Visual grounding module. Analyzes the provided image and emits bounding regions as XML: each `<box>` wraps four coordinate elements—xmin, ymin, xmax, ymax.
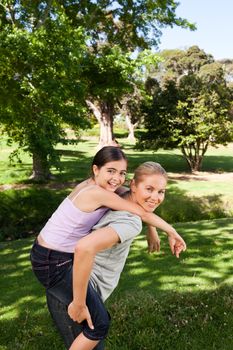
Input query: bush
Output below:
<box><xmin>0</xmin><ymin>184</ymin><xmax>232</xmax><ymax>241</ymax></box>
<box><xmin>0</xmin><ymin>188</ymin><xmax>67</xmax><ymax>241</ymax></box>
<box><xmin>156</xmin><ymin>188</ymin><xmax>232</xmax><ymax>224</ymax></box>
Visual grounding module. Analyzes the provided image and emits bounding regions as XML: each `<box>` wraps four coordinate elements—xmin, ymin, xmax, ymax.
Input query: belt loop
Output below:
<box><xmin>46</xmin><ymin>248</ymin><xmax>52</xmax><ymax>259</ymax></box>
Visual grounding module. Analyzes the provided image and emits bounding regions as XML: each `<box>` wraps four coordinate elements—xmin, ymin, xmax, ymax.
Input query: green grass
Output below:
<box><xmin>1</xmin><ymin>136</ymin><xmax>233</xmax><ymax>348</ymax></box>
<box><xmin>1</xmin><ymin>136</ymin><xmax>233</xmax><ymax>184</ymax></box>
<box><xmin>1</xmin><ymin>219</ymin><xmax>233</xmax><ymax>349</ymax></box>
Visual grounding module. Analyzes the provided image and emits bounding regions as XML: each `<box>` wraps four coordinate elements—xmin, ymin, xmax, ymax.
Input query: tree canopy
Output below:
<box><xmin>0</xmin><ymin>0</ymin><xmax>194</xmax><ymax>179</ymax></box>
<box><xmin>60</xmin><ymin>0</ymin><xmax>195</xmax><ymax>51</ymax></box>
<box><xmin>138</xmin><ymin>46</ymin><xmax>233</xmax><ymax>172</ymax></box>
<box><xmin>0</xmin><ymin>10</ymin><xmax>89</xmax><ymax>179</ymax></box>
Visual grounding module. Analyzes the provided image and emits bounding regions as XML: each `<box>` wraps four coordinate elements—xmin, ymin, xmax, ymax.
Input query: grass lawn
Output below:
<box><xmin>0</xmin><ymin>136</ymin><xmax>233</xmax><ymax>349</ymax></box>
<box><xmin>0</xmin><ymin>218</ymin><xmax>233</xmax><ymax>349</ymax></box>
<box><xmin>1</xmin><ymin>137</ymin><xmax>233</xmax><ymax>184</ymax></box>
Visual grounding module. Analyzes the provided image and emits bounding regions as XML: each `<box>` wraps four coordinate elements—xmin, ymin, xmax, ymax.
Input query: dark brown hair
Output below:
<box><xmin>91</xmin><ymin>146</ymin><xmax>127</xmax><ymax>178</ymax></box>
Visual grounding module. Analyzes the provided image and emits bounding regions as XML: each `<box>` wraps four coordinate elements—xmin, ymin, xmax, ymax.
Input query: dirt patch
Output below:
<box><xmin>0</xmin><ymin>181</ymin><xmax>78</xmax><ymax>192</ymax></box>
<box><xmin>168</xmin><ymin>172</ymin><xmax>233</xmax><ymax>182</ymax></box>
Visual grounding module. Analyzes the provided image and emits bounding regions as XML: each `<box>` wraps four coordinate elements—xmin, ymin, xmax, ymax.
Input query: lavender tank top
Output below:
<box><xmin>40</xmin><ymin>188</ymin><xmax>108</xmax><ymax>253</ymax></box>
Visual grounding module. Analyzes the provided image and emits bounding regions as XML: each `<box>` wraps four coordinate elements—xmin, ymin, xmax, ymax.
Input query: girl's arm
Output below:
<box><xmin>94</xmin><ymin>187</ymin><xmax>181</xmax><ymax>237</ymax></box>
<box><xmin>146</xmin><ymin>225</ymin><xmax>187</xmax><ymax>257</ymax></box>
<box><xmin>67</xmin><ymin>227</ymin><xmax>119</xmax><ymax>327</ymax></box>
<box><xmin>76</xmin><ymin>186</ymin><xmax>183</xmax><ymax>240</ymax></box>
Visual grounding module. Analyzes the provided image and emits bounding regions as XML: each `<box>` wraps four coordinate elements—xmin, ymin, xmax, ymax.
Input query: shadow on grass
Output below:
<box><xmin>1</xmin><ymin>146</ymin><xmax>233</xmax><ymax>186</ymax></box>
<box><xmin>124</xmin><ymin>150</ymin><xmax>189</xmax><ymax>173</ymax></box>
<box><xmin>0</xmin><ymin>188</ymin><xmax>68</xmax><ymax>241</ymax></box>
<box><xmin>0</xmin><ymin>239</ymin><xmax>64</xmax><ymax>350</ymax></box>
<box><xmin>1</xmin><ymin>220</ymin><xmax>233</xmax><ymax>350</ymax></box>
<box><xmin>126</xmin><ymin>152</ymin><xmax>233</xmax><ymax>174</ymax></box>
<box><xmin>202</xmin><ymin>155</ymin><xmax>233</xmax><ymax>172</ymax></box>
<box><xmin>106</xmin><ymin>285</ymin><xmax>233</xmax><ymax>350</ymax></box>
<box><xmin>56</xmin><ymin>149</ymin><xmax>86</xmax><ymax>157</ymax></box>
<box><xmin>114</xmin><ymin>218</ymin><xmax>233</xmax><ymax>298</ymax></box>
<box><xmin>157</xmin><ymin>185</ymin><xmax>232</xmax><ymax>223</ymax></box>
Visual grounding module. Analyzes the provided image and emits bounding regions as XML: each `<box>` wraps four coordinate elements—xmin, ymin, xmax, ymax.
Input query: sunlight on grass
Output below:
<box><xmin>1</xmin><ymin>137</ymin><xmax>233</xmax><ymax>349</ymax></box>
<box><xmin>1</xmin><ymin>137</ymin><xmax>233</xmax><ymax>183</ymax></box>
<box><xmin>0</xmin><ymin>220</ymin><xmax>233</xmax><ymax>349</ymax></box>
<box><xmin>115</xmin><ymin>218</ymin><xmax>233</xmax><ymax>297</ymax></box>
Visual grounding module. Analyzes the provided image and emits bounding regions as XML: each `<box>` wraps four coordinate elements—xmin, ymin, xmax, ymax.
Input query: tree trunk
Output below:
<box><xmin>30</xmin><ymin>152</ymin><xmax>51</xmax><ymax>181</ymax></box>
<box><xmin>86</xmin><ymin>100</ymin><xmax>115</xmax><ymax>148</ymax></box>
<box><xmin>189</xmin><ymin>158</ymin><xmax>203</xmax><ymax>172</ymax></box>
<box><xmin>181</xmin><ymin>145</ymin><xmax>203</xmax><ymax>173</ymax></box>
<box><xmin>181</xmin><ymin>141</ymin><xmax>209</xmax><ymax>172</ymax></box>
<box><xmin>125</xmin><ymin>114</ymin><xmax>138</xmax><ymax>142</ymax></box>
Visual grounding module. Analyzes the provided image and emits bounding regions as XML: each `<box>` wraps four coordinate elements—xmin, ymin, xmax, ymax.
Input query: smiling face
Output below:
<box><xmin>93</xmin><ymin>159</ymin><xmax>127</xmax><ymax>192</ymax></box>
<box><xmin>130</xmin><ymin>173</ymin><xmax>167</xmax><ymax>212</ymax></box>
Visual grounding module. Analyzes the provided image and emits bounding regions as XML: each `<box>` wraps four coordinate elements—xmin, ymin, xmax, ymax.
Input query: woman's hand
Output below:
<box><xmin>167</xmin><ymin>230</ymin><xmax>186</xmax><ymax>258</ymax></box>
<box><xmin>68</xmin><ymin>301</ymin><xmax>94</xmax><ymax>329</ymax></box>
<box><xmin>146</xmin><ymin>226</ymin><xmax>160</xmax><ymax>253</ymax></box>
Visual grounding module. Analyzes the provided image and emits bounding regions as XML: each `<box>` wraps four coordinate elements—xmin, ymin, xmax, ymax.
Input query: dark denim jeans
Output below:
<box><xmin>46</xmin><ymin>291</ymin><xmax>105</xmax><ymax>350</ymax></box>
<box><xmin>30</xmin><ymin>241</ymin><xmax>109</xmax><ymax>348</ymax></box>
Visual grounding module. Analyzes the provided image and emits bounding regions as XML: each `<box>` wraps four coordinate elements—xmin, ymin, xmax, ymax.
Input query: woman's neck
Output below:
<box><xmin>121</xmin><ymin>190</ymin><xmax>134</xmax><ymax>203</ymax></box>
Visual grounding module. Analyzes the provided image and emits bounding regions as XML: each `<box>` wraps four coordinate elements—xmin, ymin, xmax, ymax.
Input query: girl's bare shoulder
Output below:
<box><xmin>69</xmin><ymin>184</ymin><xmax>104</xmax><ymax>211</ymax></box>
<box><xmin>69</xmin><ymin>179</ymin><xmax>97</xmax><ymax>200</ymax></box>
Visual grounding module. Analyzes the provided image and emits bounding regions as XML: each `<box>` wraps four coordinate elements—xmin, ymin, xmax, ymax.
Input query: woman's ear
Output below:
<box><xmin>130</xmin><ymin>179</ymin><xmax>137</xmax><ymax>193</ymax></box>
<box><xmin>92</xmin><ymin>165</ymin><xmax>99</xmax><ymax>177</ymax></box>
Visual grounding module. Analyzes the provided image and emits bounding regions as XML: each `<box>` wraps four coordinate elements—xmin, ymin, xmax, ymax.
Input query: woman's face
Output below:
<box><xmin>93</xmin><ymin>159</ymin><xmax>127</xmax><ymax>192</ymax></box>
<box><xmin>131</xmin><ymin>174</ymin><xmax>167</xmax><ymax>212</ymax></box>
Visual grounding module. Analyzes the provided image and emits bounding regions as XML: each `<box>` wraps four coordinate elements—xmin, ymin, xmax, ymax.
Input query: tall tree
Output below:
<box><xmin>84</xmin><ymin>46</ymin><xmax>135</xmax><ymax>147</ymax></box>
<box><xmin>62</xmin><ymin>0</ymin><xmax>194</xmax><ymax>50</ymax></box>
<box><xmin>0</xmin><ymin>2</ymin><xmax>89</xmax><ymax>180</ymax></box>
<box><xmin>118</xmin><ymin>50</ymin><xmax>162</xmax><ymax>142</ymax></box>
<box><xmin>138</xmin><ymin>47</ymin><xmax>233</xmax><ymax>172</ymax></box>
<box><xmin>62</xmin><ymin>0</ymin><xmax>195</xmax><ymax>146</ymax></box>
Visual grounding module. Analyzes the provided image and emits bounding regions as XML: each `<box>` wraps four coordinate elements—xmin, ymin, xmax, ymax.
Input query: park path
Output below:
<box><xmin>167</xmin><ymin>171</ymin><xmax>233</xmax><ymax>182</ymax></box>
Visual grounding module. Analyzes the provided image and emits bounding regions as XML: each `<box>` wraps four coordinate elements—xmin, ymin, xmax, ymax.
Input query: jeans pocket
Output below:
<box><xmin>30</xmin><ymin>247</ymin><xmax>50</xmax><ymax>288</ymax></box>
<box><xmin>32</xmin><ymin>265</ymin><xmax>50</xmax><ymax>288</ymax></box>
<box><xmin>30</xmin><ymin>244</ymin><xmax>73</xmax><ymax>289</ymax></box>
<box><xmin>48</xmin><ymin>258</ymin><xmax>73</xmax><ymax>288</ymax></box>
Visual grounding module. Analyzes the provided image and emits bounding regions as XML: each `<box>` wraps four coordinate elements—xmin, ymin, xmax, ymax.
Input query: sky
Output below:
<box><xmin>158</xmin><ymin>0</ymin><xmax>233</xmax><ymax>60</ymax></box>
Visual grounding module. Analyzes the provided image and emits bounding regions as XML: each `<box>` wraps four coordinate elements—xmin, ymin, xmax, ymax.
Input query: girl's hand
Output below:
<box><xmin>68</xmin><ymin>301</ymin><xmax>94</xmax><ymax>329</ymax></box>
<box><xmin>146</xmin><ymin>226</ymin><xmax>160</xmax><ymax>253</ymax></box>
<box><xmin>168</xmin><ymin>230</ymin><xmax>186</xmax><ymax>258</ymax></box>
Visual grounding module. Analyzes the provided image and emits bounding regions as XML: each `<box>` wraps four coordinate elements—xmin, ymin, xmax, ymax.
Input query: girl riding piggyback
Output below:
<box><xmin>31</xmin><ymin>146</ymin><xmax>180</xmax><ymax>291</ymax></box>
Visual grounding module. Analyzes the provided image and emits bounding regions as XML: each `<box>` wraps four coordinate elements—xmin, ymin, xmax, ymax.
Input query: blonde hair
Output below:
<box><xmin>133</xmin><ymin>161</ymin><xmax>167</xmax><ymax>184</ymax></box>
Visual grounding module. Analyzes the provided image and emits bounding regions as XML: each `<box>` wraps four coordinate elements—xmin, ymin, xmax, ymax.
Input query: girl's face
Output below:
<box><xmin>131</xmin><ymin>174</ymin><xmax>167</xmax><ymax>212</ymax></box>
<box><xmin>93</xmin><ymin>159</ymin><xmax>127</xmax><ymax>192</ymax></box>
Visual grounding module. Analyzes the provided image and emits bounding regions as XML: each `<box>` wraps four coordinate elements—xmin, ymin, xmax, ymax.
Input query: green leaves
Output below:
<box><xmin>0</xmin><ymin>1</ymin><xmax>196</xmax><ymax>178</ymax></box>
<box><xmin>0</xmin><ymin>12</ymin><xmax>89</xmax><ymax>179</ymax></box>
<box><xmin>139</xmin><ymin>46</ymin><xmax>233</xmax><ymax>172</ymax></box>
